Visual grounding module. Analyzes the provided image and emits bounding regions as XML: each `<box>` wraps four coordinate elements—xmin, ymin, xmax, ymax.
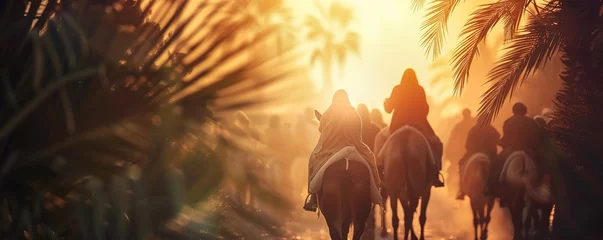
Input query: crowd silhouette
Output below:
<box><xmin>222</xmin><ymin>67</ymin><xmax>563</xmax><ymax>240</ymax></box>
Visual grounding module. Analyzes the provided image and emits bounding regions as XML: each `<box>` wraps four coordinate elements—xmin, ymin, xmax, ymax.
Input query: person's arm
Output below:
<box><xmin>317</xmin><ymin>111</ymin><xmax>329</xmax><ymax>133</ymax></box>
<box><xmin>384</xmin><ymin>86</ymin><xmax>399</xmax><ymax>114</ymax></box>
<box><xmin>500</xmin><ymin>121</ymin><xmax>509</xmax><ymax>147</ymax></box>
<box><xmin>417</xmin><ymin>86</ymin><xmax>429</xmax><ymax>117</ymax></box>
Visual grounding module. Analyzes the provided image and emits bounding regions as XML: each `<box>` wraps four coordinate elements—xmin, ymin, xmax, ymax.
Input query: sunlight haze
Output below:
<box><xmin>291</xmin><ymin>0</ymin><xmax>486</xmax><ymax>118</ymax></box>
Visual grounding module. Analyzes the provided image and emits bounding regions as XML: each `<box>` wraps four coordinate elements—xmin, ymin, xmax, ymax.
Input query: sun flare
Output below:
<box><xmin>291</xmin><ymin>0</ymin><xmax>467</xmax><ymax>119</ymax></box>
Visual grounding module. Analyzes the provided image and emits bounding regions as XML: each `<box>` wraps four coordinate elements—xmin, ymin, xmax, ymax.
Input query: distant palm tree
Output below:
<box><xmin>305</xmin><ymin>0</ymin><xmax>360</xmax><ymax>93</ymax></box>
<box><xmin>242</xmin><ymin>0</ymin><xmax>297</xmax><ymax>53</ymax></box>
<box><xmin>417</xmin><ymin>0</ymin><xmax>603</xmax><ymax>237</ymax></box>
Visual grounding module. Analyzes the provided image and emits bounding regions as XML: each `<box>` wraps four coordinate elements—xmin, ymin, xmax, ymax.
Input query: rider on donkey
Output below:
<box><xmin>484</xmin><ymin>102</ymin><xmax>540</xmax><ymax>200</ymax></box>
<box><xmin>455</xmin><ymin>120</ymin><xmax>501</xmax><ymax>200</ymax></box>
<box><xmin>383</xmin><ymin>68</ymin><xmax>445</xmax><ymax>188</ymax></box>
<box><xmin>303</xmin><ymin>90</ymin><xmax>381</xmax><ymax>212</ymax></box>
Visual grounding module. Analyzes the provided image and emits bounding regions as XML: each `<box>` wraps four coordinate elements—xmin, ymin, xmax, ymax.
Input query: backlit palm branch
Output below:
<box><xmin>420</xmin><ymin>0</ymin><xmax>603</xmax><ymax>235</ymax></box>
<box><xmin>0</xmin><ymin>0</ymin><xmax>303</xmax><ymax>238</ymax></box>
<box><xmin>418</xmin><ymin>0</ymin><xmax>557</xmax><ymax>121</ymax></box>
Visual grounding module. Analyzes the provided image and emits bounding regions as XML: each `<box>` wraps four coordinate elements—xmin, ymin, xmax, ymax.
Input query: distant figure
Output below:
<box><xmin>445</xmin><ymin>108</ymin><xmax>476</xmax><ymax>166</ymax></box>
<box><xmin>383</xmin><ymin>68</ymin><xmax>444</xmax><ymax>187</ymax></box>
<box><xmin>265</xmin><ymin>115</ymin><xmax>287</xmax><ymax>159</ymax></box>
<box><xmin>357</xmin><ymin>104</ymin><xmax>382</xmax><ymax>152</ymax></box>
<box><xmin>233</xmin><ymin>111</ymin><xmax>262</xmax><ymax>142</ymax></box>
<box><xmin>266</xmin><ymin>115</ymin><xmax>283</xmax><ymax>148</ymax></box>
<box><xmin>456</xmin><ymin>122</ymin><xmax>501</xmax><ymax>200</ymax></box>
<box><xmin>296</xmin><ymin>108</ymin><xmax>320</xmax><ymax>157</ymax></box>
<box><xmin>303</xmin><ymin>90</ymin><xmax>380</xmax><ymax>212</ymax></box>
<box><xmin>485</xmin><ymin>102</ymin><xmax>540</xmax><ymax>198</ymax></box>
<box><xmin>283</xmin><ymin>122</ymin><xmax>294</xmax><ymax>153</ymax></box>
<box><xmin>370</xmin><ymin>108</ymin><xmax>387</xmax><ymax>129</ymax></box>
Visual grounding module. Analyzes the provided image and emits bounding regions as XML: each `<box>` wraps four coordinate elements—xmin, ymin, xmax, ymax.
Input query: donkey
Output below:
<box><xmin>379</xmin><ymin>126</ymin><xmax>435</xmax><ymax>240</ymax></box>
<box><xmin>461</xmin><ymin>153</ymin><xmax>495</xmax><ymax>240</ymax></box>
<box><xmin>313</xmin><ymin>110</ymin><xmax>373</xmax><ymax>240</ymax></box>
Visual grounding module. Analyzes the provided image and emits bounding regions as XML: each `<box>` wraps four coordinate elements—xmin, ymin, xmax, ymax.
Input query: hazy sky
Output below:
<box><xmin>289</xmin><ymin>0</ymin><xmax>484</xmax><ymax>116</ymax></box>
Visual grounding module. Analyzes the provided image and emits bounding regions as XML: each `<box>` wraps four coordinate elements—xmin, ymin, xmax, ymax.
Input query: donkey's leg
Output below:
<box><xmin>511</xmin><ymin>202</ymin><xmax>524</xmax><ymax>240</ymax></box>
<box><xmin>470</xmin><ymin>199</ymin><xmax>479</xmax><ymax>240</ymax></box>
<box><xmin>351</xmin><ymin>195</ymin><xmax>371</xmax><ymax>240</ymax></box>
<box><xmin>341</xmin><ymin>199</ymin><xmax>352</xmax><ymax>240</ymax></box>
<box><xmin>380</xmin><ymin>190</ymin><xmax>389</xmax><ymax>237</ymax></box>
<box><xmin>400</xmin><ymin>200</ymin><xmax>410</xmax><ymax>240</ymax></box>
<box><xmin>390</xmin><ymin>196</ymin><xmax>400</xmax><ymax>240</ymax></box>
<box><xmin>478</xmin><ymin>203</ymin><xmax>486</xmax><ymax>240</ymax></box>
<box><xmin>419</xmin><ymin>191</ymin><xmax>431</xmax><ymax>240</ymax></box>
<box><xmin>408</xmin><ymin>199</ymin><xmax>419</xmax><ymax>240</ymax></box>
<box><xmin>320</xmin><ymin>184</ymin><xmax>343</xmax><ymax>240</ymax></box>
<box><xmin>482</xmin><ymin>197</ymin><xmax>495</xmax><ymax>240</ymax></box>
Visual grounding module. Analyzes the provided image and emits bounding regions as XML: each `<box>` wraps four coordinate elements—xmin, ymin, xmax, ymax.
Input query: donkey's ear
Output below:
<box><xmin>314</xmin><ymin>110</ymin><xmax>322</xmax><ymax>121</ymax></box>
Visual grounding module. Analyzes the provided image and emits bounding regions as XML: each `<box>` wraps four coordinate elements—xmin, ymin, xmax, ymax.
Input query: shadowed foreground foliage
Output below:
<box><xmin>418</xmin><ymin>0</ymin><xmax>603</xmax><ymax>238</ymax></box>
<box><xmin>0</xmin><ymin>0</ymin><xmax>305</xmax><ymax>239</ymax></box>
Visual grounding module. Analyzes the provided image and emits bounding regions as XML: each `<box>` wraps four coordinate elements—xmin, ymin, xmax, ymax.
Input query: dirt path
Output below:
<box><xmin>285</xmin><ymin>188</ymin><xmax>514</xmax><ymax>240</ymax></box>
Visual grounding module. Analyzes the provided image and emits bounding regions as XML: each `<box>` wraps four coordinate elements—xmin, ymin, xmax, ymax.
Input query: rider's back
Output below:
<box><xmin>501</xmin><ymin>115</ymin><xmax>539</xmax><ymax>153</ymax></box>
<box><xmin>385</xmin><ymin>84</ymin><xmax>430</xmax><ymax>133</ymax></box>
<box><xmin>466</xmin><ymin>124</ymin><xmax>500</xmax><ymax>157</ymax></box>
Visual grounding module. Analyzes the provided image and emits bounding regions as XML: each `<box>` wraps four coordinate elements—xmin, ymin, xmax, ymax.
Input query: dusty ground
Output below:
<box><xmin>285</xmin><ymin>187</ymin><xmax>514</xmax><ymax>240</ymax></box>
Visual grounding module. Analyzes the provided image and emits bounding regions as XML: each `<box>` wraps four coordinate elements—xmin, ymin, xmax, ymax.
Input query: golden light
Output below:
<box><xmin>289</xmin><ymin>0</ymin><xmax>498</xmax><ymax>122</ymax></box>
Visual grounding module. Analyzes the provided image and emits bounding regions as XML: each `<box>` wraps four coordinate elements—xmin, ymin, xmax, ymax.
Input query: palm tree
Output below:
<box><xmin>417</xmin><ymin>0</ymin><xmax>603</xmax><ymax>237</ymax></box>
<box><xmin>305</xmin><ymin>0</ymin><xmax>360</xmax><ymax>94</ymax></box>
<box><xmin>239</xmin><ymin>0</ymin><xmax>297</xmax><ymax>53</ymax></box>
<box><xmin>0</xmin><ymin>0</ymin><xmax>303</xmax><ymax>238</ymax></box>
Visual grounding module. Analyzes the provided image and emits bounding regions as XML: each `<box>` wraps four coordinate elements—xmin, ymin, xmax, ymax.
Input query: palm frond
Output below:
<box><xmin>344</xmin><ymin>32</ymin><xmax>360</xmax><ymax>54</ymax></box>
<box><xmin>0</xmin><ymin>0</ymin><xmax>303</xmax><ymax>238</ymax></box>
<box><xmin>313</xmin><ymin>0</ymin><xmax>328</xmax><ymax>18</ymax></box>
<box><xmin>334</xmin><ymin>43</ymin><xmax>348</xmax><ymax>71</ymax></box>
<box><xmin>477</xmin><ymin>14</ymin><xmax>563</xmax><ymax>123</ymax></box>
<box><xmin>451</xmin><ymin>2</ymin><xmax>507</xmax><ymax>95</ymax></box>
<box><xmin>304</xmin><ymin>15</ymin><xmax>327</xmax><ymax>41</ymax></box>
<box><xmin>412</xmin><ymin>0</ymin><xmax>427</xmax><ymax>12</ymax></box>
<box><xmin>310</xmin><ymin>48</ymin><xmax>323</xmax><ymax>66</ymax></box>
<box><xmin>502</xmin><ymin>0</ymin><xmax>528</xmax><ymax>41</ymax></box>
<box><xmin>421</xmin><ymin>0</ymin><xmax>461</xmax><ymax>60</ymax></box>
<box><xmin>329</xmin><ymin>2</ymin><xmax>354</xmax><ymax>28</ymax></box>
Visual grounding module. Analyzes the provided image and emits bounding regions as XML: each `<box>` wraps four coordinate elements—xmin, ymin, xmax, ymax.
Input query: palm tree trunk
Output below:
<box><xmin>323</xmin><ymin>41</ymin><xmax>333</xmax><ymax>95</ymax></box>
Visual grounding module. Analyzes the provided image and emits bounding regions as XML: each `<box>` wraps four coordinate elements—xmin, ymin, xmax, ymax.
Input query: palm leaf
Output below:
<box><xmin>421</xmin><ymin>0</ymin><xmax>461</xmax><ymax>60</ymax></box>
<box><xmin>329</xmin><ymin>2</ymin><xmax>354</xmax><ymax>28</ymax></box>
<box><xmin>502</xmin><ymin>0</ymin><xmax>528</xmax><ymax>41</ymax></box>
<box><xmin>412</xmin><ymin>0</ymin><xmax>427</xmax><ymax>12</ymax></box>
<box><xmin>344</xmin><ymin>31</ymin><xmax>360</xmax><ymax>55</ymax></box>
<box><xmin>334</xmin><ymin>43</ymin><xmax>348</xmax><ymax>71</ymax></box>
<box><xmin>451</xmin><ymin>2</ymin><xmax>507</xmax><ymax>95</ymax></box>
<box><xmin>313</xmin><ymin>0</ymin><xmax>328</xmax><ymax>18</ymax></box>
<box><xmin>310</xmin><ymin>48</ymin><xmax>323</xmax><ymax>66</ymax></box>
<box><xmin>305</xmin><ymin>15</ymin><xmax>327</xmax><ymax>41</ymax></box>
<box><xmin>477</xmin><ymin>14</ymin><xmax>563</xmax><ymax>123</ymax></box>
<box><xmin>0</xmin><ymin>0</ymin><xmax>302</xmax><ymax>238</ymax></box>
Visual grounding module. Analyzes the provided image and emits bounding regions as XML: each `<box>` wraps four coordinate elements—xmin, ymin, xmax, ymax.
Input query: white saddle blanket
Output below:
<box><xmin>378</xmin><ymin>125</ymin><xmax>436</xmax><ymax>172</ymax></box>
<box><xmin>309</xmin><ymin>146</ymin><xmax>382</xmax><ymax>205</ymax></box>
<box><xmin>461</xmin><ymin>152</ymin><xmax>490</xmax><ymax>184</ymax></box>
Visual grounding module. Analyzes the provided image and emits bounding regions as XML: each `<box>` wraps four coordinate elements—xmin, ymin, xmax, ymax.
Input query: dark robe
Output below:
<box><xmin>383</xmin><ymin>83</ymin><xmax>442</xmax><ymax>171</ymax></box>
<box><xmin>489</xmin><ymin>114</ymin><xmax>540</xmax><ymax>186</ymax></box>
<box><xmin>383</xmin><ymin>84</ymin><xmax>434</xmax><ymax>136</ymax></box>
<box><xmin>459</xmin><ymin>124</ymin><xmax>500</xmax><ymax>179</ymax></box>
